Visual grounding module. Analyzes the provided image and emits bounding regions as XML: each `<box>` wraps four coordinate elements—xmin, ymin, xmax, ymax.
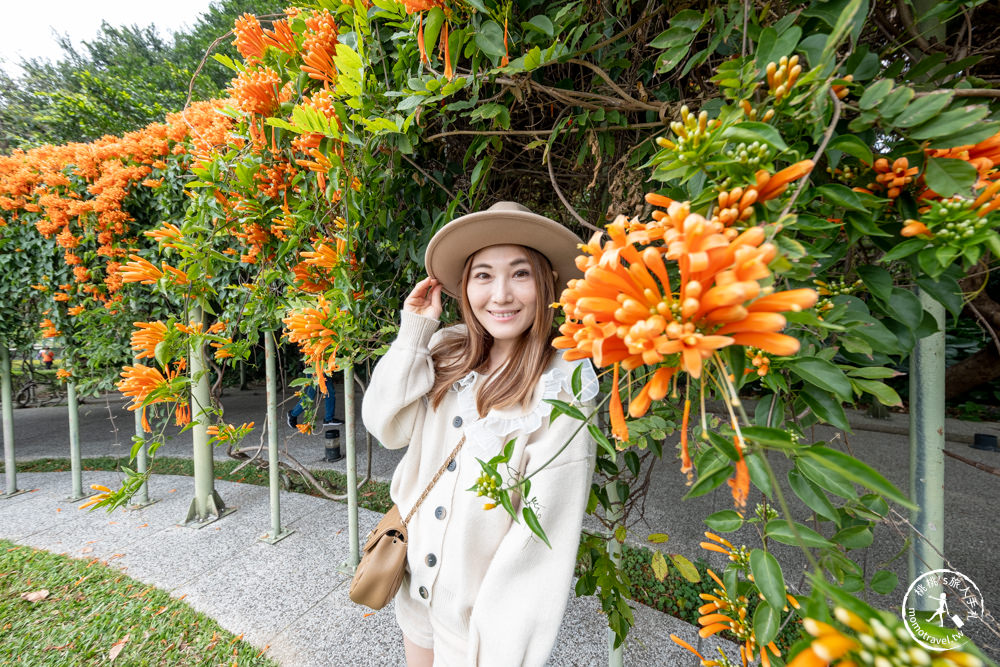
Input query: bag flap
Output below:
<box><xmin>363</xmin><ymin>504</ymin><xmax>407</xmax><ymax>551</ymax></box>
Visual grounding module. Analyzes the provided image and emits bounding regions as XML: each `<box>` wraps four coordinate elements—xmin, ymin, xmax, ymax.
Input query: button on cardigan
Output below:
<box><xmin>361</xmin><ymin>310</ymin><xmax>598</xmax><ymax>666</ymax></box>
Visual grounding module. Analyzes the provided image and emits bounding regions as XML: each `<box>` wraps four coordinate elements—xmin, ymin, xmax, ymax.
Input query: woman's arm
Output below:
<box><xmin>361</xmin><ymin>309</ymin><xmax>440</xmax><ymax>449</ymax></box>
<box><xmin>466</xmin><ymin>412</ymin><xmax>596</xmax><ymax>666</ymax></box>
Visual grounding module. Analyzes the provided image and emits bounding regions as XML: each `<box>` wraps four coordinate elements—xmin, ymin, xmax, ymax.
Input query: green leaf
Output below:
<box><xmin>815</xmin><ymin>184</ymin><xmax>868</xmax><ymax>213</ymax></box>
<box><xmin>879</xmin><ymin>86</ymin><xmax>916</xmax><ymax>120</ymax></box>
<box><xmin>845</xmin><ymin>366</ymin><xmax>898</xmax><ymax>380</ymax></box>
<box><xmin>799</xmin><ymin>383</ymin><xmax>851</xmax><ymax>431</ymax></box>
<box><xmin>655</xmin><ymin>45</ymin><xmax>689</xmax><ymax>75</ymax></box>
<box><xmin>740</xmin><ymin>426</ymin><xmax>794</xmax><ymax>449</ymax></box>
<box><xmin>669</xmin><ymin>553</ymin><xmax>701</xmax><ymax>583</ymax></box>
<box><xmin>749</xmin><ymin>549</ymin><xmax>786</xmax><ymax>610</ymax></box>
<box><xmin>588</xmin><ymin>424</ymin><xmax>616</xmax><ymax>458</ymax></box>
<box><xmin>923</xmin><ymin>157</ymin><xmax>978</xmax><ymax>197</ymax></box>
<box><xmin>852</xmin><ymin>378</ymin><xmax>902</xmax><ymax>406</ymax></box>
<box><xmin>544</xmin><ymin>398</ymin><xmax>585</xmax><ymax>422</ymax></box>
<box><xmin>671</xmin><ymin>9</ymin><xmax>707</xmax><ymax>32</ymax></box>
<box><xmin>831</xmin><ymin>525</ymin><xmax>873</xmax><ymax>549</ymax></box>
<box><xmin>870</xmin><ymin>570</ymin><xmax>898</xmax><ymax>594</ymax></box>
<box><xmin>704</xmin><ymin>510</ymin><xmax>744</xmax><ymax>532</ymax></box>
<box><xmin>753</xmin><ymin>601</ymin><xmax>780</xmax><ymax>646</ymax></box>
<box><xmin>828</xmin><ymin>135</ymin><xmax>874</xmax><ymax>165</ymax></box>
<box><xmin>651</xmin><ymin>550</ymin><xmax>669</xmax><ymax>581</ymax></box>
<box><xmin>803</xmin><ymin>446</ymin><xmax>915</xmax><ymax>508</ymax></box>
<box><xmin>650</xmin><ymin>26</ymin><xmax>694</xmax><ymax>49</ymax></box>
<box><xmin>524</xmin><ymin>15</ymin><xmax>554</xmax><ymax>37</ymax></box>
<box><xmin>930</xmin><ymin>121</ymin><xmax>1000</xmax><ymax>149</ymax></box>
<box><xmin>881</xmin><ymin>237</ymin><xmax>928</xmax><ymax>262</ymax></box>
<box><xmin>909</xmin><ymin>106</ymin><xmax>990</xmax><ymax>140</ymax></box>
<box><xmin>887</xmin><ymin>287</ymin><xmax>924</xmax><ymax>331</ymax></box>
<box><xmin>788</xmin><ymin>358</ymin><xmax>853</xmax><ymax>402</ymax></box>
<box><xmin>424</xmin><ymin>8</ymin><xmax>446</xmax><ymax>58</ymax></box>
<box><xmin>522</xmin><ymin>506</ymin><xmax>551</xmax><ymax>547</ymax></box>
<box><xmin>856</xmin><ymin>265</ymin><xmax>893</xmax><ymax>303</ymax></box>
<box><xmin>915</xmin><ymin>275</ymin><xmax>963</xmax><ymax>319</ymax></box>
<box><xmin>721</xmin><ymin>122</ymin><xmax>789</xmax><ymax>151</ymax></box>
<box><xmin>745</xmin><ymin>453</ymin><xmax>773</xmax><ymax>499</ymax></box>
<box><xmin>647</xmin><ymin>533</ymin><xmax>670</xmax><ymax>543</ymax></box>
<box><xmin>858</xmin><ymin>78</ymin><xmax>893</xmax><ymax>110</ymax></box>
<box><xmin>765</xmin><ymin>519</ymin><xmax>834</xmax><ymax>548</ymax></box>
<box><xmin>788</xmin><ymin>469</ymin><xmax>839</xmax><ymax>521</ymax></box>
<box><xmin>796</xmin><ymin>455</ymin><xmax>857</xmax><ymax>500</ymax></box>
<box><xmin>683</xmin><ymin>464</ymin><xmax>731</xmax><ymax>499</ymax></box>
<box><xmin>891</xmin><ymin>91</ymin><xmax>954</xmax><ymax>127</ymax></box>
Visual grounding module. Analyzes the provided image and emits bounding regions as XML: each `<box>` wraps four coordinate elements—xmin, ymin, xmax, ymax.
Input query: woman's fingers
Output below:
<box><xmin>404</xmin><ymin>277</ymin><xmax>442</xmax><ymax>319</ymax></box>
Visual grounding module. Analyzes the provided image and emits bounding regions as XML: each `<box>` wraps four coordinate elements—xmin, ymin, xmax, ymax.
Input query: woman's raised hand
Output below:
<box><xmin>404</xmin><ymin>276</ymin><xmax>443</xmax><ymax>320</ymax></box>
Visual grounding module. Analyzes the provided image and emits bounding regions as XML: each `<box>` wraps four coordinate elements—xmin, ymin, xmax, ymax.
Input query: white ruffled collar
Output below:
<box><xmin>454</xmin><ymin>358</ymin><xmax>599</xmax><ymax>457</ymax></box>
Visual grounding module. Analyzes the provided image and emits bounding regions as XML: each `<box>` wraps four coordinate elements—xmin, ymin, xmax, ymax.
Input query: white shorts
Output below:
<box><xmin>394</xmin><ymin>575</ymin><xmax>470</xmax><ymax>665</ymax></box>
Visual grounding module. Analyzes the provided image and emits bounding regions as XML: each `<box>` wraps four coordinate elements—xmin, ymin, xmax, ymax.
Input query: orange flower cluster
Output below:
<box><xmin>283</xmin><ymin>296</ymin><xmax>342</xmax><ymax>393</ymax></box>
<box><xmin>925</xmin><ymin>130</ymin><xmax>1000</xmax><ymax>216</ymax></box>
<box><xmin>117</xmin><ymin>364</ymin><xmax>180</xmax><ymax>410</ymax></box>
<box><xmin>693</xmin><ymin>568</ymin><xmax>784</xmax><ymax>667</ymax></box>
<box><xmin>555</xmin><ymin>193</ymin><xmax>817</xmax><ymax>419</ymax></box>
<box><xmin>228</xmin><ymin>67</ymin><xmax>285</xmax><ymax>117</ymax></box>
<box><xmin>119</xmin><ymin>254</ymin><xmax>189</xmax><ymax>286</ymax></box>
<box><xmin>0</xmin><ymin>99</ymin><xmax>231</xmax><ymax>323</ymax></box>
<box><xmin>855</xmin><ymin>157</ymin><xmax>918</xmax><ymax>199</ymax></box>
<box><xmin>404</xmin><ymin>0</ymin><xmax>446</xmax><ymax>13</ymax></box>
<box><xmin>131</xmin><ymin>321</ymin><xmax>168</xmax><ymax>360</ymax></box>
<box><xmin>787</xmin><ymin>607</ymin><xmax>984</xmax><ymax>667</ymax></box>
<box><xmin>40</xmin><ymin>318</ymin><xmax>61</xmax><ymax>338</ymax></box>
<box><xmin>302</xmin><ymin>10</ymin><xmax>339</xmax><ymax>86</ymax></box>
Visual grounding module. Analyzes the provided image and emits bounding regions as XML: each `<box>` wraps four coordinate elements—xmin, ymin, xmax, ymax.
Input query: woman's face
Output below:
<box><xmin>465</xmin><ymin>244</ymin><xmax>538</xmax><ymax>346</ymax></box>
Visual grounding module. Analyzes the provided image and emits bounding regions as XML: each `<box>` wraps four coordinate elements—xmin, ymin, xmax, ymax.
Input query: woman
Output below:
<box><xmin>362</xmin><ymin>202</ymin><xmax>598</xmax><ymax>666</ymax></box>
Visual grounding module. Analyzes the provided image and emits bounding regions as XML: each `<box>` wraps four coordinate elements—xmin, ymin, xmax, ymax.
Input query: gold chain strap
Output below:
<box><xmin>402</xmin><ymin>434</ymin><xmax>466</xmax><ymax>527</ymax></box>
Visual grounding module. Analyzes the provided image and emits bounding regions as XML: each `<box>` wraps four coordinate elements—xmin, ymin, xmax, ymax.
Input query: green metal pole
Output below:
<box><xmin>345</xmin><ymin>363</ymin><xmax>359</xmax><ymax>567</ymax></box>
<box><xmin>262</xmin><ymin>331</ymin><xmax>291</xmax><ymax>543</ymax></box>
<box><xmin>606</xmin><ymin>470</ymin><xmax>624</xmax><ymax>667</ymax></box>
<box><xmin>908</xmin><ymin>289</ymin><xmax>945</xmax><ymax>606</ymax></box>
<box><xmin>184</xmin><ymin>306</ymin><xmax>231</xmax><ymax>526</ymax></box>
<box><xmin>1</xmin><ymin>346</ymin><xmax>23</xmax><ymax>499</ymax></box>
<box><xmin>66</xmin><ymin>382</ymin><xmax>85</xmax><ymax>500</ymax></box>
<box><xmin>132</xmin><ymin>403</ymin><xmax>154</xmax><ymax>507</ymax></box>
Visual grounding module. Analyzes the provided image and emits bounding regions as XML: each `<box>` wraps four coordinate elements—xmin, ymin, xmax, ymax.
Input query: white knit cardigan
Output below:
<box><xmin>362</xmin><ymin>310</ymin><xmax>598</xmax><ymax>666</ymax></box>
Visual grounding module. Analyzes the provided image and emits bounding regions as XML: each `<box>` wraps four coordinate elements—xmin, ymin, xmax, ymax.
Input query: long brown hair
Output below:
<box><xmin>429</xmin><ymin>245</ymin><xmax>557</xmax><ymax>417</ymax></box>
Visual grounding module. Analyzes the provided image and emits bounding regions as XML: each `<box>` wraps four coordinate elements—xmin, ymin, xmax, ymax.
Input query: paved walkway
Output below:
<box><xmin>1</xmin><ymin>471</ymin><xmax>737</xmax><ymax>666</ymax></box>
<box><xmin>3</xmin><ymin>385</ymin><xmax>1000</xmax><ymax>662</ymax></box>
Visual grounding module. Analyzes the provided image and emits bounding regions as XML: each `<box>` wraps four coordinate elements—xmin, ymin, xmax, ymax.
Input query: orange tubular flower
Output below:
<box><xmin>120</xmin><ymin>254</ymin><xmax>163</xmax><ymax>285</ymax></box>
<box><xmin>555</xmin><ymin>201</ymin><xmax>817</xmax><ymax>416</ymax></box>
<box><xmin>609</xmin><ymin>363</ymin><xmax>629</xmax><ymax>442</ymax></box>
<box><xmin>755</xmin><ymin>160</ymin><xmax>815</xmax><ymax>200</ymax></box>
<box><xmin>117</xmin><ymin>364</ymin><xmax>176</xmax><ymax>410</ymax></box>
<box><xmin>144</xmin><ymin>222</ymin><xmax>183</xmax><ymax>248</ymax></box>
<box><xmin>262</xmin><ymin>19</ymin><xmax>297</xmax><ymax>55</ymax></box>
<box><xmin>283</xmin><ymin>296</ymin><xmax>341</xmax><ymax>392</ymax></box>
<box><xmin>901</xmin><ymin>220</ymin><xmax>933</xmax><ymax>238</ymax></box>
<box><xmin>131</xmin><ymin>321</ymin><xmax>168</xmax><ymax>360</ymax></box>
<box><xmin>56</xmin><ymin>368</ymin><xmax>72</xmax><ymax>381</ymax></box>
<box><xmin>233</xmin><ymin>14</ymin><xmax>267</xmax><ymax>61</ymax></box>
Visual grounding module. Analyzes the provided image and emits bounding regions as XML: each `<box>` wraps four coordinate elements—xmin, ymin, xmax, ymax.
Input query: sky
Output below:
<box><xmin>1</xmin><ymin>0</ymin><xmax>218</xmax><ymax>77</ymax></box>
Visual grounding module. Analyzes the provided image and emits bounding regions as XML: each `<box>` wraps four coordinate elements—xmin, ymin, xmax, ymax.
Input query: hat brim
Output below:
<box><xmin>425</xmin><ymin>209</ymin><xmax>584</xmax><ymax>298</ymax></box>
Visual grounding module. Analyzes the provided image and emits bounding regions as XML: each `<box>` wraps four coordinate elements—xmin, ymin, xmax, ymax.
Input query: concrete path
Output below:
<box><xmin>3</xmin><ymin>384</ymin><xmax>1000</xmax><ymax>662</ymax></box>
<box><xmin>0</xmin><ymin>471</ymin><xmax>738</xmax><ymax>666</ymax></box>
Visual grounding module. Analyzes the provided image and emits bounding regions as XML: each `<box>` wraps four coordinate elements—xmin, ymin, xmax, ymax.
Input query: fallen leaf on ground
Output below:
<box><xmin>80</xmin><ymin>547</ymin><xmax>94</xmax><ymax>554</ymax></box>
<box><xmin>108</xmin><ymin>634</ymin><xmax>130</xmax><ymax>661</ymax></box>
<box><xmin>20</xmin><ymin>589</ymin><xmax>49</xmax><ymax>602</ymax></box>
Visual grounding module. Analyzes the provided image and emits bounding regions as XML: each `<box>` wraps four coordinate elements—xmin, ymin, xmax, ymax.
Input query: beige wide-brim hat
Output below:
<box><xmin>425</xmin><ymin>201</ymin><xmax>584</xmax><ymax>298</ymax></box>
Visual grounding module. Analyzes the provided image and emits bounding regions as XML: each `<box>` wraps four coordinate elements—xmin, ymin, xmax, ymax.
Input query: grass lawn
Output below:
<box><xmin>0</xmin><ymin>539</ymin><xmax>277</xmax><ymax>665</ymax></box>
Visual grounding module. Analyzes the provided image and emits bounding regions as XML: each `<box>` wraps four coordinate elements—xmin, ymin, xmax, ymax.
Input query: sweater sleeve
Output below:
<box><xmin>466</xmin><ymin>408</ymin><xmax>596</xmax><ymax>667</ymax></box>
<box><xmin>361</xmin><ymin>310</ymin><xmax>441</xmax><ymax>450</ymax></box>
